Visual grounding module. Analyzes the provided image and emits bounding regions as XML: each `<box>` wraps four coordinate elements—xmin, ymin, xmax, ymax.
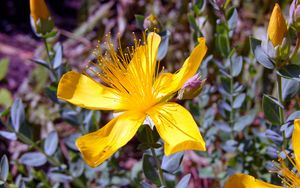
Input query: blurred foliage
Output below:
<box><xmin>1</xmin><ymin>0</ymin><xmax>300</xmax><ymax>187</ymax></box>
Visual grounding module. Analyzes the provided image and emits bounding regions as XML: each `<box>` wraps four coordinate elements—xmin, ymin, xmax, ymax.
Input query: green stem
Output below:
<box><xmin>277</xmin><ymin>75</ymin><xmax>288</xmax><ymax>149</ymax></box>
<box><xmin>43</xmin><ymin>38</ymin><xmax>52</xmax><ymax>68</ymax></box>
<box><xmin>146</xmin><ymin>127</ymin><xmax>166</xmax><ymax>187</ymax></box>
<box><xmin>42</xmin><ymin>38</ymin><xmax>58</xmax><ymax>80</ymax></box>
<box><xmin>150</xmin><ymin>147</ymin><xmax>166</xmax><ymax>187</ymax></box>
<box><xmin>277</xmin><ymin>75</ymin><xmax>284</xmax><ymax>125</ymax></box>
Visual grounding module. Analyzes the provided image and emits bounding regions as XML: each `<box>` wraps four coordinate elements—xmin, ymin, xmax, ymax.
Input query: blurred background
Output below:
<box><xmin>0</xmin><ymin>0</ymin><xmax>297</xmax><ymax>187</ymax></box>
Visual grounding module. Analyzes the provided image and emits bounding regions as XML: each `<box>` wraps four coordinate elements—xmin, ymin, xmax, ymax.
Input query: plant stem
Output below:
<box><xmin>146</xmin><ymin>127</ymin><xmax>166</xmax><ymax>187</ymax></box>
<box><xmin>3</xmin><ymin>121</ymin><xmax>61</xmax><ymax>166</ymax></box>
<box><xmin>150</xmin><ymin>147</ymin><xmax>166</xmax><ymax>187</ymax></box>
<box><xmin>277</xmin><ymin>75</ymin><xmax>284</xmax><ymax>124</ymax></box>
<box><xmin>42</xmin><ymin>38</ymin><xmax>58</xmax><ymax>80</ymax></box>
<box><xmin>43</xmin><ymin>38</ymin><xmax>52</xmax><ymax>68</ymax></box>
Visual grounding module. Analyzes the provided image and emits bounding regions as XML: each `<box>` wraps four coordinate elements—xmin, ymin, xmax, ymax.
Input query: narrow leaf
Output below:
<box><xmin>19</xmin><ymin>152</ymin><xmax>47</xmax><ymax>167</ymax></box>
<box><xmin>161</xmin><ymin>152</ymin><xmax>183</xmax><ymax>173</ymax></box>
<box><xmin>10</xmin><ymin>98</ymin><xmax>25</xmax><ymax>132</ymax></box>
<box><xmin>44</xmin><ymin>131</ymin><xmax>59</xmax><ymax>155</ymax></box>
<box><xmin>0</xmin><ymin>155</ymin><xmax>9</xmax><ymax>182</ymax></box>
<box><xmin>176</xmin><ymin>174</ymin><xmax>191</xmax><ymax>188</ymax></box>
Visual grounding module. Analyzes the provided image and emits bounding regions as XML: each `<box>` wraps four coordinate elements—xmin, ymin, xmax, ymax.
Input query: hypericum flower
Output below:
<box><xmin>267</xmin><ymin>3</ymin><xmax>288</xmax><ymax>47</ymax></box>
<box><xmin>57</xmin><ymin>32</ymin><xmax>207</xmax><ymax>167</ymax></box>
<box><xmin>224</xmin><ymin>119</ymin><xmax>300</xmax><ymax>188</ymax></box>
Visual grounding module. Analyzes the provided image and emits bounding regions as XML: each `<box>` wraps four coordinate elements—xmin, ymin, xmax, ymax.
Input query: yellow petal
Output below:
<box><xmin>267</xmin><ymin>3</ymin><xmax>287</xmax><ymax>47</ymax></box>
<box><xmin>76</xmin><ymin>111</ymin><xmax>145</xmax><ymax>167</ymax></box>
<box><xmin>154</xmin><ymin>38</ymin><xmax>207</xmax><ymax>98</ymax></box>
<box><xmin>128</xmin><ymin>32</ymin><xmax>161</xmax><ymax>79</ymax></box>
<box><xmin>30</xmin><ymin>0</ymin><xmax>50</xmax><ymax>22</ymax></box>
<box><xmin>292</xmin><ymin>119</ymin><xmax>300</xmax><ymax>170</ymax></box>
<box><xmin>57</xmin><ymin>71</ymin><xmax>127</xmax><ymax>110</ymax></box>
<box><xmin>225</xmin><ymin>174</ymin><xmax>282</xmax><ymax>188</ymax></box>
<box><xmin>147</xmin><ymin>102</ymin><xmax>206</xmax><ymax>155</ymax></box>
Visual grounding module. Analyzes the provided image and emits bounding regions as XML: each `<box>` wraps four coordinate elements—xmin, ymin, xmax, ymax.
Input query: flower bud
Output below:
<box><xmin>177</xmin><ymin>73</ymin><xmax>206</xmax><ymax>100</ymax></box>
<box><xmin>290</xmin><ymin>0</ymin><xmax>300</xmax><ymax>30</ymax></box>
<box><xmin>30</xmin><ymin>0</ymin><xmax>54</xmax><ymax>36</ymax></box>
<box><xmin>143</xmin><ymin>14</ymin><xmax>159</xmax><ymax>30</ymax></box>
<box><xmin>267</xmin><ymin>3</ymin><xmax>287</xmax><ymax>47</ymax></box>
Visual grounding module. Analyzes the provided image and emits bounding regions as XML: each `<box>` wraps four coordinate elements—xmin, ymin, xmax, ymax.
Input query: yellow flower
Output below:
<box><xmin>57</xmin><ymin>32</ymin><xmax>207</xmax><ymax>167</ymax></box>
<box><xmin>267</xmin><ymin>3</ymin><xmax>288</xmax><ymax>47</ymax></box>
<box><xmin>29</xmin><ymin>0</ymin><xmax>50</xmax><ymax>23</ymax></box>
<box><xmin>224</xmin><ymin>119</ymin><xmax>300</xmax><ymax>188</ymax></box>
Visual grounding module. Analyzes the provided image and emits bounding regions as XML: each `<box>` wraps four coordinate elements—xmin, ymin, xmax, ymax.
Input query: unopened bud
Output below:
<box><xmin>177</xmin><ymin>74</ymin><xmax>206</xmax><ymax>100</ymax></box>
<box><xmin>267</xmin><ymin>3</ymin><xmax>287</xmax><ymax>47</ymax></box>
<box><xmin>143</xmin><ymin>14</ymin><xmax>159</xmax><ymax>30</ymax></box>
<box><xmin>30</xmin><ymin>0</ymin><xmax>54</xmax><ymax>36</ymax></box>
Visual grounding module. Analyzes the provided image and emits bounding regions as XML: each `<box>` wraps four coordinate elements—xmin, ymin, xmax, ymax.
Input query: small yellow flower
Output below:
<box><xmin>267</xmin><ymin>3</ymin><xmax>288</xmax><ymax>47</ymax></box>
<box><xmin>224</xmin><ymin>119</ymin><xmax>300</xmax><ymax>188</ymax></box>
<box><xmin>57</xmin><ymin>32</ymin><xmax>207</xmax><ymax>167</ymax></box>
<box><xmin>30</xmin><ymin>0</ymin><xmax>50</xmax><ymax>23</ymax></box>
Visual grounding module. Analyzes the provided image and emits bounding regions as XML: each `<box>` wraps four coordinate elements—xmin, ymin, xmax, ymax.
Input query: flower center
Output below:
<box><xmin>86</xmin><ymin>33</ymin><xmax>159</xmax><ymax>112</ymax></box>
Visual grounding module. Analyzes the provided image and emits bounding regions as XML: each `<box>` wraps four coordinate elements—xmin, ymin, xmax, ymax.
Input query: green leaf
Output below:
<box><xmin>228</xmin><ymin>9</ymin><xmax>238</xmax><ymax>30</ymax></box>
<box><xmin>157</xmin><ymin>30</ymin><xmax>170</xmax><ymax>61</ymax></box>
<box><xmin>231</xmin><ymin>56</ymin><xmax>243</xmax><ymax>77</ymax></box>
<box><xmin>0</xmin><ymin>131</ymin><xmax>17</xmax><ymax>141</ymax></box>
<box><xmin>0</xmin><ymin>89</ymin><xmax>12</xmax><ymax>109</ymax></box>
<box><xmin>282</xmin><ymin>78</ymin><xmax>299</xmax><ymax>101</ymax></box>
<box><xmin>233</xmin><ymin>110</ymin><xmax>256</xmax><ymax>132</ymax></box>
<box><xmin>19</xmin><ymin>152</ymin><xmax>47</xmax><ymax>167</ymax></box>
<box><xmin>161</xmin><ymin>152</ymin><xmax>183</xmax><ymax>173</ymax></box>
<box><xmin>10</xmin><ymin>98</ymin><xmax>25</xmax><ymax>132</ymax></box>
<box><xmin>30</xmin><ymin>59</ymin><xmax>50</xmax><ymax>69</ymax></box>
<box><xmin>233</xmin><ymin>93</ymin><xmax>246</xmax><ymax>109</ymax></box>
<box><xmin>142</xmin><ymin>154</ymin><xmax>159</xmax><ymax>185</ymax></box>
<box><xmin>254</xmin><ymin>46</ymin><xmax>274</xmax><ymax>69</ymax></box>
<box><xmin>0</xmin><ymin>155</ymin><xmax>9</xmax><ymax>183</ymax></box>
<box><xmin>287</xmin><ymin>111</ymin><xmax>300</xmax><ymax>121</ymax></box>
<box><xmin>137</xmin><ymin>125</ymin><xmax>159</xmax><ymax>145</ymax></box>
<box><xmin>175</xmin><ymin>174</ymin><xmax>191</xmax><ymax>188</ymax></box>
<box><xmin>0</xmin><ymin>58</ymin><xmax>9</xmax><ymax>81</ymax></box>
<box><xmin>44</xmin><ymin>131</ymin><xmax>58</xmax><ymax>155</ymax></box>
<box><xmin>188</xmin><ymin>14</ymin><xmax>201</xmax><ymax>34</ymax></box>
<box><xmin>70</xmin><ymin>159</ymin><xmax>84</xmax><ymax>177</ymax></box>
<box><xmin>135</xmin><ymin>15</ymin><xmax>145</xmax><ymax>30</ymax></box>
<box><xmin>263</xmin><ymin>95</ymin><xmax>283</xmax><ymax>125</ymax></box>
<box><xmin>48</xmin><ymin>173</ymin><xmax>72</xmax><ymax>183</ymax></box>
<box><xmin>217</xmin><ymin>34</ymin><xmax>230</xmax><ymax>57</ymax></box>
<box><xmin>277</xmin><ymin>64</ymin><xmax>300</xmax><ymax>81</ymax></box>
<box><xmin>250</xmin><ymin>37</ymin><xmax>261</xmax><ymax>54</ymax></box>
<box><xmin>52</xmin><ymin>43</ymin><xmax>63</xmax><ymax>69</ymax></box>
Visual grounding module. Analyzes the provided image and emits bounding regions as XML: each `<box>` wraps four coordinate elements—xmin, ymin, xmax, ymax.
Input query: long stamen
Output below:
<box><xmin>270</xmin><ymin>151</ymin><xmax>300</xmax><ymax>187</ymax></box>
<box><xmin>85</xmin><ymin>32</ymin><xmax>159</xmax><ymax>111</ymax></box>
